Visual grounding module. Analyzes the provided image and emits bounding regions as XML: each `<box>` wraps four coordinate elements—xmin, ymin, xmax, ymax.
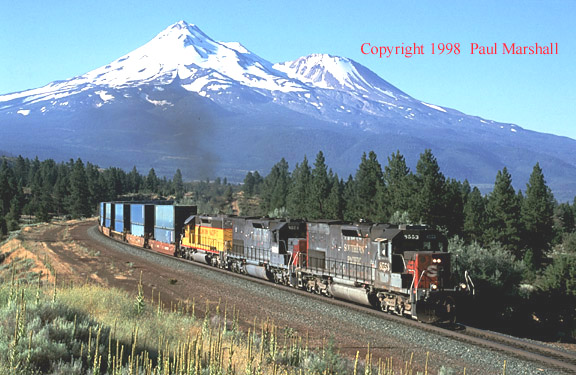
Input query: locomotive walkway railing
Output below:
<box><xmin>295</xmin><ymin>253</ymin><xmax>375</xmax><ymax>284</ymax></box>
<box><xmin>229</xmin><ymin>244</ymin><xmax>286</xmax><ymax>264</ymax></box>
<box><xmin>223</xmin><ymin>244</ymin><xmax>377</xmax><ymax>284</ymax></box>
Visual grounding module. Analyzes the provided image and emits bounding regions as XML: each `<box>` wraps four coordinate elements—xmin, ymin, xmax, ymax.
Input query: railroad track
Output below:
<box><xmin>91</xmin><ymin>225</ymin><xmax>576</xmax><ymax>374</ymax></box>
<box><xmin>457</xmin><ymin>325</ymin><xmax>576</xmax><ymax>373</ymax></box>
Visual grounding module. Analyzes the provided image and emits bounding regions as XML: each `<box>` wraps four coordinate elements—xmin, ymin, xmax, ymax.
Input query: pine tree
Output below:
<box><xmin>308</xmin><ymin>151</ymin><xmax>330</xmax><ymax>219</ymax></box>
<box><xmin>342</xmin><ymin>175</ymin><xmax>357</xmax><ymax>221</ymax></box>
<box><xmin>243</xmin><ymin>172</ymin><xmax>256</xmax><ymax>197</ymax></box>
<box><xmin>463</xmin><ymin>187</ymin><xmax>486</xmax><ymax>243</ymax></box>
<box><xmin>383</xmin><ymin>150</ymin><xmax>413</xmax><ymax>220</ymax></box>
<box><xmin>286</xmin><ymin>157</ymin><xmax>311</xmax><ymax>218</ymax></box>
<box><xmin>26</xmin><ymin>157</ymin><xmax>40</xmax><ymax>188</ymax></box>
<box><xmin>52</xmin><ymin>175</ymin><xmax>70</xmax><ymax>216</ymax></box>
<box><xmin>0</xmin><ymin>161</ymin><xmax>17</xmax><ymax>217</ymax></box>
<box><xmin>261</xmin><ymin>159</ymin><xmax>290</xmax><ymax>214</ymax></box>
<box><xmin>324</xmin><ymin>172</ymin><xmax>343</xmax><ymax>220</ymax></box>
<box><xmin>353</xmin><ymin>151</ymin><xmax>385</xmax><ymax>222</ymax></box>
<box><xmin>444</xmin><ymin>178</ymin><xmax>467</xmax><ymax>237</ymax></box>
<box><xmin>484</xmin><ymin>167</ymin><xmax>521</xmax><ymax>255</ymax></box>
<box><xmin>145</xmin><ymin>168</ymin><xmax>158</xmax><ymax>193</ymax></box>
<box><xmin>128</xmin><ymin>166</ymin><xmax>142</xmax><ymax>193</ymax></box>
<box><xmin>35</xmin><ymin>188</ymin><xmax>53</xmax><ymax>222</ymax></box>
<box><xmin>555</xmin><ymin>202</ymin><xmax>575</xmax><ymax>235</ymax></box>
<box><xmin>252</xmin><ymin>171</ymin><xmax>263</xmax><ymax>195</ymax></box>
<box><xmin>173</xmin><ymin>169</ymin><xmax>185</xmax><ymax>200</ymax></box>
<box><xmin>69</xmin><ymin>158</ymin><xmax>92</xmax><ymax>219</ymax></box>
<box><xmin>84</xmin><ymin>162</ymin><xmax>102</xmax><ymax>209</ymax></box>
<box><xmin>13</xmin><ymin>155</ymin><xmax>29</xmax><ymax>186</ymax></box>
<box><xmin>521</xmin><ymin>163</ymin><xmax>555</xmax><ymax>268</ymax></box>
<box><xmin>413</xmin><ymin>149</ymin><xmax>447</xmax><ymax>227</ymax></box>
<box><xmin>5</xmin><ymin>183</ymin><xmax>24</xmax><ymax>230</ymax></box>
<box><xmin>0</xmin><ymin>213</ymin><xmax>6</xmax><ymax>237</ymax></box>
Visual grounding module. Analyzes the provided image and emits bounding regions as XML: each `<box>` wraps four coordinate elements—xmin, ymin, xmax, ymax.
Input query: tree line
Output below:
<box><xmin>0</xmin><ymin>156</ymin><xmax>194</xmax><ymax>236</ymax></box>
<box><xmin>244</xmin><ymin>149</ymin><xmax>575</xmax><ymax>266</ymax></box>
<box><xmin>242</xmin><ymin>149</ymin><xmax>576</xmax><ymax>339</ymax></box>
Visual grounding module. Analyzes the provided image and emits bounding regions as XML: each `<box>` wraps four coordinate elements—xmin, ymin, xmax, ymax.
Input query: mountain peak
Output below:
<box><xmin>156</xmin><ymin>20</ymin><xmax>215</xmax><ymax>46</ymax></box>
<box><xmin>274</xmin><ymin>54</ymin><xmax>355</xmax><ymax>90</ymax></box>
<box><xmin>173</xmin><ymin>20</ymin><xmax>197</xmax><ymax>29</ymax></box>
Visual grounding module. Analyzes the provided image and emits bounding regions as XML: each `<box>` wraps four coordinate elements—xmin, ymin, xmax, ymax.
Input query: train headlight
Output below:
<box><xmin>432</xmin><ymin>258</ymin><xmax>442</xmax><ymax>264</ymax></box>
<box><xmin>430</xmin><ymin>284</ymin><xmax>438</xmax><ymax>291</ymax></box>
<box><xmin>459</xmin><ymin>283</ymin><xmax>467</xmax><ymax>290</ymax></box>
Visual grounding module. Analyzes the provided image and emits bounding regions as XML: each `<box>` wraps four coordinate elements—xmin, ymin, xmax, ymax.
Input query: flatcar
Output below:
<box><xmin>98</xmin><ymin>201</ymin><xmax>473</xmax><ymax>323</ymax></box>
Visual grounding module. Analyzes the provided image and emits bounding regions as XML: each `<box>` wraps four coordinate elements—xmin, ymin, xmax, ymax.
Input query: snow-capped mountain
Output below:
<box><xmin>1</xmin><ymin>21</ymin><xmax>576</xmax><ymax>200</ymax></box>
<box><xmin>0</xmin><ymin>20</ymin><xmax>456</xmax><ymax>125</ymax></box>
<box><xmin>0</xmin><ymin>21</ymin><xmax>302</xmax><ymax>106</ymax></box>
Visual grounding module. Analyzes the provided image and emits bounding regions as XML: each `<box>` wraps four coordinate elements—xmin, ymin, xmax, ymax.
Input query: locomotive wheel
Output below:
<box><xmin>415</xmin><ymin>301</ymin><xmax>437</xmax><ymax>323</ymax></box>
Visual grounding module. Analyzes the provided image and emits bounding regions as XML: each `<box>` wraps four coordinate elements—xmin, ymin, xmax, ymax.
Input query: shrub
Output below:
<box><xmin>534</xmin><ymin>254</ymin><xmax>576</xmax><ymax>340</ymax></box>
<box><xmin>449</xmin><ymin>237</ymin><xmax>525</xmax><ymax>292</ymax></box>
<box><xmin>448</xmin><ymin>237</ymin><xmax>527</xmax><ymax>330</ymax></box>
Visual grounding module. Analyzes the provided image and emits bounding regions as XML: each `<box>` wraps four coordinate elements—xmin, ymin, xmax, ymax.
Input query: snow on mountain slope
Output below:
<box><xmin>0</xmin><ymin>21</ymin><xmax>306</xmax><ymax>108</ymax></box>
<box><xmin>0</xmin><ymin>20</ymin><xmax>466</xmax><ymax>127</ymax></box>
<box><xmin>2</xmin><ymin>20</ymin><xmax>576</xmax><ymax>200</ymax></box>
<box><xmin>79</xmin><ymin>20</ymin><xmax>305</xmax><ymax>93</ymax></box>
<box><xmin>274</xmin><ymin>54</ymin><xmax>409</xmax><ymax>100</ymax></box>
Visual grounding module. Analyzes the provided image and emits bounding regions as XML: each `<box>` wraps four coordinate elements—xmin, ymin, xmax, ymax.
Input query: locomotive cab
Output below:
<box><xmin>371</xmin><ymin>224</ymin><xmax>459</xmax><ymax>322</ymax></box>
<box><xmin>180</xmin><ymin>215</ymin><xmax>233</xmax><ymax>266</ymax></box>
<box><xmin>398</xmin><ymin>227</ymin><xmax>457</xmax><ymax>323</ymax></box>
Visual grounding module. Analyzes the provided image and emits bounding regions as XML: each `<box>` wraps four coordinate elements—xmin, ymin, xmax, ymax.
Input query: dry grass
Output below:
<box><xmin>0</xmin><ymin>274</ymin><xmax>427</xmax><ymax>374</ymax></box>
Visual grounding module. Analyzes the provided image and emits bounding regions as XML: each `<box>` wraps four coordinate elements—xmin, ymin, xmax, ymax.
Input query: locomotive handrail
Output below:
<box><xmin>416</xmin><ymin>269</ymin><xmax>426</xmax><ymax>292</ymax></box>
<box><xmin>296</xmin><ymin>253</ymin><xmax>376</xmax><ymax>284</ymax></box>
<box><xmin>465</xmin><ymin>270</ymin><xmax>476</xmax><ymax>296</ymax></box>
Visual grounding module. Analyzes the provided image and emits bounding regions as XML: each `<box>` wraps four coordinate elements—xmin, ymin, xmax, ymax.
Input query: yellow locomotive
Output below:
<box><xmin>180</xmin><ymin>215</ymin><xmax>233</xmax><ymax>266</ymax></box>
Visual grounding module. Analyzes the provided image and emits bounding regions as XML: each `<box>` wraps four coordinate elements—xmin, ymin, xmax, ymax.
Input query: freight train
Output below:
<box><xmin>98</xmin><ymin>201</ymin><xmax>474</xmax><ymax>323</ymax></box>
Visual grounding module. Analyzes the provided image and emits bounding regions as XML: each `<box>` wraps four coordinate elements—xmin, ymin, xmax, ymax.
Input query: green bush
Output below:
<box><xmin>0</xmin><ymin>287</ymin><xmax>109</xmax><ymax>374</ymax></box>
<box><xmin>534</xmin><ymin>254</ymin><xmax>576</xmax><ymax>340</ymax></box>
<box><xmin>448</xmin><ymin>237</ymin><xmax>528</xmax><ymax>331</ymax></box>
<box><xmin>449</xmin><ymin>237</ymin><xmax>525</xmax><ymax>292</ymax></box>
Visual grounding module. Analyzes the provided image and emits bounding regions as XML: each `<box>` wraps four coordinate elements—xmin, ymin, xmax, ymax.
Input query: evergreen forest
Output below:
<box><xmin>0</xmin><ymin>156</ymin><xmax>238</xmax><ymax>236</ymax></box>
<box><xmin>1</xmin><ymin>149</ymin><xmax>576</xmax><ymax>340</ymax></box>
<box><xmin>242</xmin><ymin>149</ymin><xmax>576</xmax><ymax>340</ymax></box>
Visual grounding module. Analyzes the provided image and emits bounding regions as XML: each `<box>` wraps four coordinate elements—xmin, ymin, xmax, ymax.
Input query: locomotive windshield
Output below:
<box><xmin>397</xmin><ymin>231</ymin><xmax>446</xmax><ymax>253</ymax></box>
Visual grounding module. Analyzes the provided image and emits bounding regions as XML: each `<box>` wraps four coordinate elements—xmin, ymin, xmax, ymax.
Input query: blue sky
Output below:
<box><xmin>1</xmin><ymin>1</ymin><xmax>574</xmax><ymax>139</ymax></box>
